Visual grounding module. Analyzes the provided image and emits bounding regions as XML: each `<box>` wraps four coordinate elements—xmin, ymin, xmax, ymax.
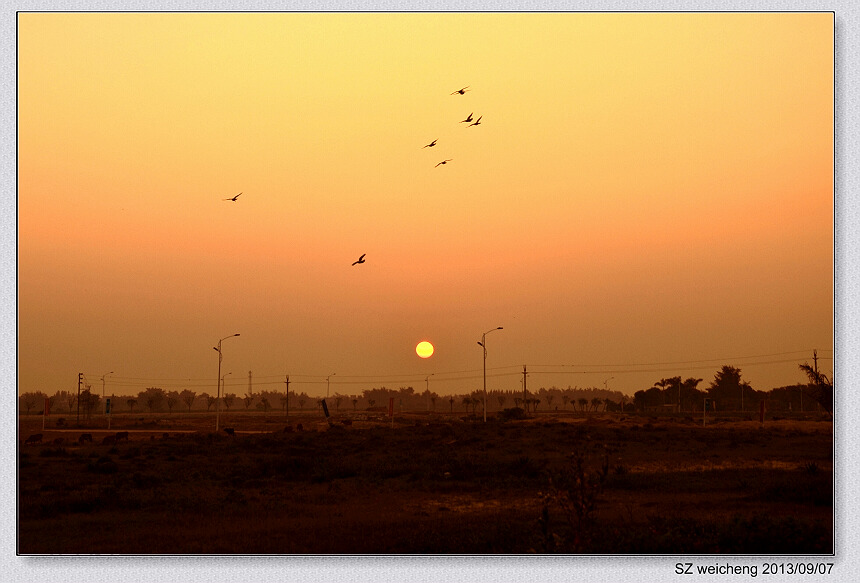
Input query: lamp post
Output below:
<box><xmin>477</xmin><ymin>327</ymin><xmax>503</xmax><ymax>422</ymax></box>
<box><xmin>100</xmin><ymin>371</ymin><xmax>113</xmax><ymax>399</ymax></box>
<box><xmin>214</xmin><ymin>333</ymin><xmax>240</xmax><ymax>431</ymax></box>
<box><xmin>326</xmin><ymin>373</ymin><xmax>336</xmax><ymax>399</ymax></box>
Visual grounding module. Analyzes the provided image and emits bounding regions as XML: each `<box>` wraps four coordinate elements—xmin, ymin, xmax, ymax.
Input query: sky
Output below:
<box><xmin>17</xmin><ymin>12</ymin><xmax>834</xmax><ymax>399</ymax></box>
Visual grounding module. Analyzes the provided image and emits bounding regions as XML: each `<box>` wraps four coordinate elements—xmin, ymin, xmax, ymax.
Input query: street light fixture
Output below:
<box><xmin>478</xmin><ymin>327</ymin><xmax>503</xmax><ymax>423</ymax></box>
<box><xmin>214</xmin><ymin>333</ymin><xmax>240</xmax><ymax>431</ymax></box>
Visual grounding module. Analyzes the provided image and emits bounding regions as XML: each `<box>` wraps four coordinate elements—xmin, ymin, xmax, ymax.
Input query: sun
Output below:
<box><xmin>415</xmin><ymin>341</ymin><xmax>434</xmax><ymax>358</ymax></box>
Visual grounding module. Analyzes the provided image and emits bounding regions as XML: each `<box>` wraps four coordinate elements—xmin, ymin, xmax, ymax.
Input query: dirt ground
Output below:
<box><xmin>17</xmin><ymin>410</ymin><xmax>833</xmax><ymax>554</ymax></box>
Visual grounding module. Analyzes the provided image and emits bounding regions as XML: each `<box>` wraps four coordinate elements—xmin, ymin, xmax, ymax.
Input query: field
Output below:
<box><xmin>17</xmin><ymin>410</ymin><xmax>833</xmax><ymax>554</ymax></box>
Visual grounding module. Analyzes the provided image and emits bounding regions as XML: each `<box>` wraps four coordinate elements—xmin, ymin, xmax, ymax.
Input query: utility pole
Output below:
<box><xmin>284</xmin><ymin>374</ymin><xmax>290</xmax><ymax>420</ymax></box>
<box><xmin>248</xmin><ymin>370</ymin><xmax>252</xmax><ymax>396</ymax></box>
<box><xmin>523</xmin><ymin>365</ymin><xmax>528</xmax><ymax>414</ymax></box>
<box><xmin>76</xmin><ymin>372</ymin><xmax>82</xmax><ymax>426</ymax></box>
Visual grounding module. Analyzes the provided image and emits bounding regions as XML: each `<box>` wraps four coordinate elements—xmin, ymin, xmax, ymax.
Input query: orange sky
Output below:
<box><xmin>18</xmin><ymin>12</ymin><xmax>833</xmax><ymax>398</ymax></box>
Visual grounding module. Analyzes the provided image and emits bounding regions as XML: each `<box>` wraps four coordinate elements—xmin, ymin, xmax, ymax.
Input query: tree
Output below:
<box><xmin>562</xmin><ymin>394</ymin><xmax>570</xmax><ymax>409</ymax></box>
<box><xmin>140</xmin><ymin>387</ymin><xmax>166</xmax><ymax>413</ymax></box>
<box><xmin>299</xmin><ymin>397</ymin><xmax>307</xmax><ymax>410</ymax></box>
<box><xmin>51</xmin><ymin>390</ymin><xmax>74</xmax><ymax>414</ymax></box>
<box><xmin>243</xmin><ymin>394</ymin><xmax>254</xmax><ymax>410</ymax></box>
<box><xmin>799</xmin><ymin>362</ymin><xmax>833</xmax><ymax>418</ymax></box>
<box><xmin>591</xmin><ymin>397</ymin><xmax>602</xmax><ymax>412</ymax></box>
<box><xmin>449</xmin><ymin>397</ymin><xmax>454</xmax><ymax>413</ymax></box>
<box><xmin>223</xmin><ymin>393</ymin><xmax>236</xmax><ymax>410</ymax></box>
<box><xmin>127</xmin><ymin>398</ymin><xmax>137</xmax><ymax>413</ymax></box>
<box><xmin>334</xmin><ymin>394</ymin><xmax>344</xmax><ymax>411</ymax></box>
<box><xmin>199</xmin><ymin>392</ymin><xmax>213</xmax><ymax>411</ymax></box>
<box><xmin>577</xmin><ymin>398</ymin><xmax>588</xmax><ymax>412</ymax></box>
<box><xmin>258</xmin><ymin>396</ymin><xmax>272</xmax><ymax>412</ymax></box>
<box><xmin>352</xmin><ymin>398</ymin><xmax>358</xmax><ymax>411</ymax></box>
<box><xmin>166</xmin><ymin>391</ymin><xmax>180</xmax><ymax>413</ymax></box>
<box><xmin>19</xmin><ymin>392</ymin><xmax>42</xmax><ymax>415</ymax></box>
<box><xmin>708</xmin><ymin>366</ymin><xmax>750</xmax><ymax>409</ymax></box>
<box><xmin>80</xmin><ymin>389</ymin><xmax>100</xmax><ymax>420</ymax></box>
<box><xmin>180</xmin><ymin>389</ymin><xmax>197</xmax><ymax>412</ymax></box>
<box><xmin>462</xmin><ymin>396</ymin><xmax>472</xmax><ymax>413</ymax></box>
<box><xmin>497</xmin><ymin>395</ymin><xmax>507</xmax><ymax>409</ymax></box>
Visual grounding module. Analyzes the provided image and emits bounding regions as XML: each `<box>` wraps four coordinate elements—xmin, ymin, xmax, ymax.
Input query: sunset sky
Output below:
<box><xmin>17</xmin><ymin>12</ymin><xmax>834</xmax><ymax>399</ymax></box>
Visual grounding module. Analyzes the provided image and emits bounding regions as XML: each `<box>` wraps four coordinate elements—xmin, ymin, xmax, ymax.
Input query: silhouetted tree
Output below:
<box><xmin>708</xmin><ymin>365</ymin><xmax>751</xmax><ymax>410</ymax></box>
<box><xmin>80</xmin><ymin>388</ymin><xmax>100</xmax><ymax>420</ymax></box>
<box><xmin>19</xmin><ymin>392</ymin><xmax>42</xmax><ymax>415</ymax></box>
<box><xmin>166</xmin><ymin>391</ymin><xmax>180</xmax><ymax>413</ymax></box>
<box><xmin>180</xmin><ymin>389</ymin><xmax>197</xmax><ymax>412</ymax></box>
<box><xmin>799</xmin><ymin>362</ymin><xmax>833</xmax><ymax>418</ymax></box>
<box><xmin>352</xmin><ymin>398</ymin><xmax>358</xmax><ymax>411</ymax></box>
<box><xmin>140</xmin><ymin>387</ymin><xmax>166</xmax><ymax>413</ymax></box>
<box><xmin>562</xmin><ymin>394</ymin><xmax>570</xmax><ymax>409</ymax></box>
<box><xmin>591</xmin><ymin>397</ymin><xmax>602</xmax><ymax>411</ymax></box>
<box><xmin>126</xmin><ymin>398</ymin><xmax>137</xmax><ymax>413</ymax></box>
<box><xmin>577</xmin><ymin>398</ymin><xmax>588</xmax><ymax>412</ymax></box>
<box><xmin>223</xmin><ymin>393</ymin><xmax>235</xmax><ymax>410</ymax></box>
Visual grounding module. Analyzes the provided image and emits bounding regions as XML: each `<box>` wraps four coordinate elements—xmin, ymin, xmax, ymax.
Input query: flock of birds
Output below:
<box><xmin>422</xmin><ymin>86</ymin><xmax>482</xmax><ymax>169</ymax></box>
<box><xmin>222</xmin><ymin>86</ymin><xmax>481</xmax><ymax>268</ymax></box>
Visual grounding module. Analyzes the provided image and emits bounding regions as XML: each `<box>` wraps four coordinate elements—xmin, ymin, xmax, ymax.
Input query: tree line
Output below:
<box><xmin>19</xmin><ymin>361</ymin><xmax>832</xmax><ymax>418</ymax></box>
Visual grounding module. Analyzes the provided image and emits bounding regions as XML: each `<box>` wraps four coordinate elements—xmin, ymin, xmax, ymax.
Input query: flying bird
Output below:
<box><xmin>352</xmin><ymin>253</ymin><xmax>366</xmax><ymax>266</ymax></box>
<box><xmin>223</xmin><ymin>192</ymin><xmax>242</xmax><ymax>201</ymax></box>
<box><xmin>435</xmin><ymin>159</ymin><xmax>453</xmax><ymax>167</ymax></box>
<box><xmin>460</xmin><ymin>112</ymin><xmax>474</xmax><ymax>123</ymax></box>
<box><xmin>468</xmin><ymin>116</ymin><xmax>482</xmax><ymax>127</ymax></box>
<box><xmin>451</xmin><ymin>86</ymin><xmax>470</xmax><ymax>95</ymax></box>
<box><xmin>423</xmin><ymin>139</ymin><xmax>437</xmax><ymax>148</ymax></box>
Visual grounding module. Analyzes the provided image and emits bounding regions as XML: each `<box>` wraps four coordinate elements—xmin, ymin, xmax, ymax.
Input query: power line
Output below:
<box><xmin>83</xmin><ymin>349</ymin><xmax>831</xmax><ymax>393</ymax></box>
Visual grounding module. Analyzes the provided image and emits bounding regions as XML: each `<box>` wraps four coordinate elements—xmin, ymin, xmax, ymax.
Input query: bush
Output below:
<box><xmin>498</xmin><ymin>407</ymin><xmax>526</xmax><ymax>421</ymax></box>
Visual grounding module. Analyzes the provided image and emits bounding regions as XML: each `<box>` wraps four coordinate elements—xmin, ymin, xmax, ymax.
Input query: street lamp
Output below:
<box><xmin>326</xmin><ymin>373</ymin><xmax>336</xmax><ymax>399</ymax></box>
<box><xmin>477</xmin><ymin>327</ymin><xmax>503</xmax><ymax>423</ymax></box>
<box><xmin>214</xmin><ymin>333</ymin><xmax>240</xmax><ymax>431</ymax></box>
<box><xmin>604</xmin><ymin>377</ymin><xmax>614</xmax><ymax>391</ymax></box>
<box><xmin>100</xmin><ymin>371</ymin><xmax>113</xmax><ymax>399</ymax></box>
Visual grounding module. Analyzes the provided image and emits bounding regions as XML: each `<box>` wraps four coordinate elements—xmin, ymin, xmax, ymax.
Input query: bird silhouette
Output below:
<box><xmin>468</xmin><ymin>116</ymin><xmax>482</xmax><ymax>127</ymax></box>
<box><xmin>460</xmin><ymin>112</ymin><xmax>474</xmax><ymax>123</ymax></box>
<box><xmin>352</xmin><ymin>253</ymin><xmax>366</xmax><ymax>266</ymax></box>
<box><xmin>451</xmin><ymin>86</ymin><xmax>470</xmax><ymax>95</ymax></box>
<box><xmin>435</xmin><ymin>159</ymin><xmax>453</xmax><ymax>167</ymax></box>
<box><xmin>423</xmin><ymin>139</ymin><xmax>437</xmax><ymax>148</ymax></box>
<box><xmin>223</xmin><ymin>192</ymin><xmax>242</xmax><ymax>201</ymax></box>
